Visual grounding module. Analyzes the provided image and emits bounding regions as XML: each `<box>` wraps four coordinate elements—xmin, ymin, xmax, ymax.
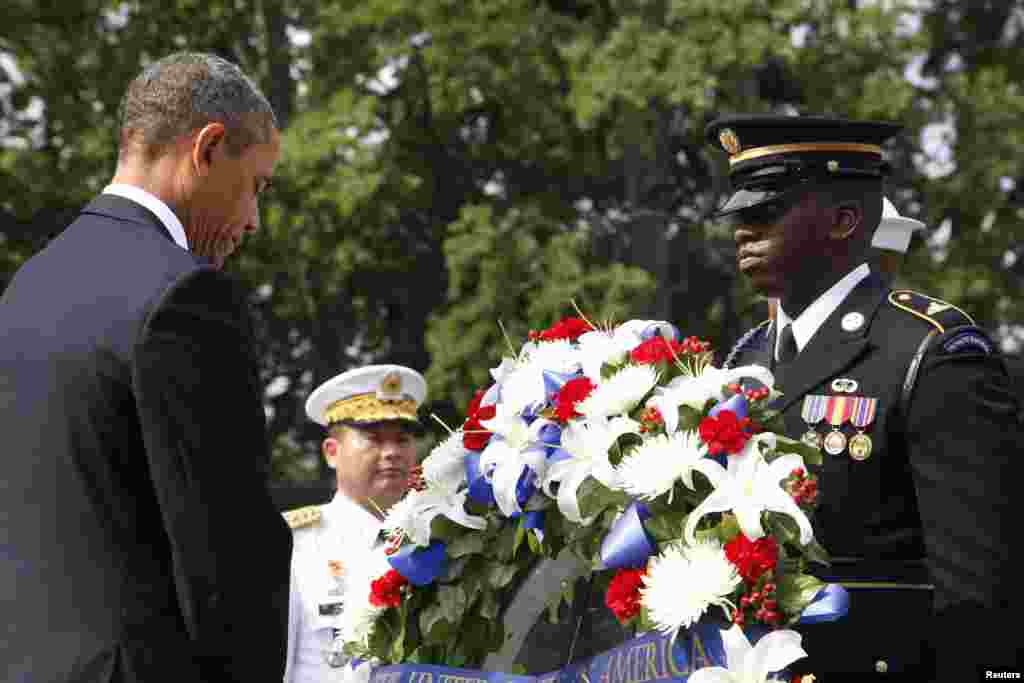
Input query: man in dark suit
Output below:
<box><xmin>0</xmin><ymin>52</ymin><xmax>291</xmax><ymax>682</ymax></box>
<box><xmin>710</xmin><ymin>115</ymin><xmax>1021</xmax><ymax>681</ymax></box>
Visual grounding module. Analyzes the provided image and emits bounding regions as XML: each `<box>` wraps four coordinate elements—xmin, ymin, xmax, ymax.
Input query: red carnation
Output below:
<box><xmin>529</xmin><ymin>317</ymin><xmax>594</xmax><ymax>342</ymax></box>
<box><xmin>553</xmin><ymin>376</ymin><xmax>596</xmax><ymax>422</ymax></box>
<box><xmin>724</xmin><ymin>534</ymin><xmax>779</xmax><ymax>584</ymax></box>
<box><xmin>369</xmin><ymin>569</ymin><xmax>409</xmax><ymax>608</ymax></box>
<box><xmin>629</xmin><ymin>337</ymin><xmax>686</xmax><ymax>365</ymax></box>
<box><xmin>605</xmin><ymin>568</ymin><xmax>646</xmax><ymax>623</ymax></box>
<box><xmin>462</xmin><ymin>389</ymin><xmax>496</xmax><ymax>451</ymax></box>
<box><xmin>698</xmin><ymin>410</ymin><xmax>752</xmax><ymax>455</ymax></box>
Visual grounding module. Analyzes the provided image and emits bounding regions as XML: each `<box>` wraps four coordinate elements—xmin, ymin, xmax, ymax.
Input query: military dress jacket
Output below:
<box><xmin>283</xmin><ymin>494</ymin><xmax>385</xmax><ymax>683</ymax></box>
<box><xmin>725</xmin><ymin>272</ymin><xmax>1021</xmax><ymax>680</ymax></box>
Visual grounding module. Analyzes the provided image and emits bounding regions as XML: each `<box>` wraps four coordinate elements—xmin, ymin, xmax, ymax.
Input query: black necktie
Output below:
<box><xmin>777</xmin><ymin>323</ymin><xmax>798</xmax><ymax>365</ymax></box>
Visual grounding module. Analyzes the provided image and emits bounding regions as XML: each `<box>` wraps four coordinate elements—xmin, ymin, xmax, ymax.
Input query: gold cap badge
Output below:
<box><xmin>378</xmin><ymin>371</ymin><xmax>403</xmax><ymax>400</ymax></box>
<box><xmin>719</xmin><ymin>128</ymin><xmax>741</xmax><ymax>155</ymax></box>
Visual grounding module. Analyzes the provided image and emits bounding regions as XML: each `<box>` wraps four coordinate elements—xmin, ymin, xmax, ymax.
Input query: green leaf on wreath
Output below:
<box><xmin>419</xmin><ymin>602</ymin><xmax>448</xmax><ymax>642</ymax></box>
<box><xmin>677</xmin><ymin>405</ymin><xmax>703</xmax><ymax>432</ymax></box>
<box><xmin>643</xmin><ymin>509</ymin><xmax>685</xmax><ymax>543</ymax></box>
<box><xmin>429</xmin><ymin>515</ymin><xmax>465</xmax><ymax>543</ymax></box>
<box><xmin>577</xmin><ymin>476</ymin><xmax>631</xmax><ymax>519</ymax></box>
<box><xmin>512</xmin><ymin>522</ymin><xmax>527</xmax><ymax>558</ymax></box>
<box><xmin>527</xmin><ymin>529</ymin><xmax>543</xmax><ymax>555</ymax></box>
<box><xmin>772</xmin><ymin>435</ymin><xmax>823</xmax><ymax>466</ymax></box>
<box><xmin>802</xmin><ymin>539</ymin><xmax>831</xmax><ymax>566</ymax></box>
<box><xmin>440</xmin><ymin>556</ymin><xmax>470</xmax><ymax>583</ymax></box>
<box><xmin>448</xmin><ymin>532</ymin><xmax>486</xmax><ymax>559</ymax></box>
<box><xmin>438</xmin><ymin>584</ymin><xmax>469</xmax><ymax>624</ymax></box>
<box><xmin>764</xmin><ymin>511</ymin><xmax>801</xmax><ymax>547</ymax></box>
<box><xmin>776</xmin><ymin>572</ymin><xmax>827</xmax><ymax>622</ymax></box>
<box><xmin>478</xmin><ymin>590</ymin><xmax>500</xmax><ymax>620</ymax></box>
<box><xmin>486</xmin><ymin>561</ymin><xmax>520</xmax><ymax>589</ymax></box>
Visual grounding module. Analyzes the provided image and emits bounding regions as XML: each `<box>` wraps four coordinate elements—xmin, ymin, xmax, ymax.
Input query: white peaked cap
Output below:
<box><xmin>305</xmin><ymin>364</ymin><xmax>428</xmax><ymax>427</ymax></box>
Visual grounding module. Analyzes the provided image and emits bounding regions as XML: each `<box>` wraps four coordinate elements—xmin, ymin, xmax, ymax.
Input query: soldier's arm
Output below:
<box><xmin>902</xmin><ymin>322</ymin><xmax>1021</xmax><ymax>679</ymax></box>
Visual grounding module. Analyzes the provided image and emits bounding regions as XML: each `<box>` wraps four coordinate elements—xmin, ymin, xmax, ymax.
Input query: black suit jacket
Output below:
<box><xmin>0</xmin><ymin>195</ymin><xmax>292</xmax><ymax>682</ymax></box>
<box><xmin>726</xmin><ymin>273</ymin><xmax>1021</xmax><ymax>681</ymax></box>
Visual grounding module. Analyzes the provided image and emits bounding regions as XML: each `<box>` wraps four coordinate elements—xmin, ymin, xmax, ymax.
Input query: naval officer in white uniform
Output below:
<box><xmin>282</xmin><ymin>364</ymin><xmax>426</xmax><ymax>683</ymax></box>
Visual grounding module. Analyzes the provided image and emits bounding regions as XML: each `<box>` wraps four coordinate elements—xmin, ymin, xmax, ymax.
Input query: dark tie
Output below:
<box><xmin>777</xmin><ymin>323</ymin><xmax>798</xmax><ymax>365</ymax></box>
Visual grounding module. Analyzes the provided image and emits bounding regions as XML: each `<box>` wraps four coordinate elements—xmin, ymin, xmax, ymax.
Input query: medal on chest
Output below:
<box><xmin>799</xmin><ymin>395</ymin><xmax>827</xmax><ymax>450</ymax></box>
<box><xmin>847</xmin><ymin>397</ymin><xmax>878</xmax><ymax>461</ymax></box>
<box><xmin>823</xmin><ymin>395</ymin><xmax>853</xmax><ymax>456</ymax></box>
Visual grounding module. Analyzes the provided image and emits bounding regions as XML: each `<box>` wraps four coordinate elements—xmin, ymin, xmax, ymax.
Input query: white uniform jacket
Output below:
<box><xmin>282</xmin><ymin>493</ymin><xmax>384</xmax><ymax>683</ymax></box>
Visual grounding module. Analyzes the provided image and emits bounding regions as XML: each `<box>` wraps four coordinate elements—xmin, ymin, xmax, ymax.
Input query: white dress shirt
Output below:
<box><xmin>774</xmin><ymin>262</ymin><xmax>871</xmax><ymax>362</ymax></box>
<box><xmin>102</xmin><ymin>183</ymin><xmax>190</xmax><ymax>251</ymax></box>
<box><xmin>284</xmin><ymin>493</ymin><xmax>383</xmax><ymax>683</ymax></box>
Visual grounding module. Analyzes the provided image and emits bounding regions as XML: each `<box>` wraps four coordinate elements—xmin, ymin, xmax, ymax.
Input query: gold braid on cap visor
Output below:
<box><xmin>729</xmin><ymin>142</ymin><xmax>883</xmax><ymax>165</ymax></box>
<box><xmin>325</xmin><ymin>393</ymin><xmax>419</xmax><ymax>425</ymax></box>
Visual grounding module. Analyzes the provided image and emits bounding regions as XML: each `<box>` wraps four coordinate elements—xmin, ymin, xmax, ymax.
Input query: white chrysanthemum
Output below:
<box><xmin>641</xmin><ymin>540</ymin><xmax>740</xmax><ymax>641</ymax></box>
<box><xmin>383</xmin><ymin>486</ymin><xmax>486</xmax><ymax>547</ymax></box>
<box><xmin>421</xmin><ymin>432</ymin><xmax>468</xmax><ymax>493</ymax></box>
<box><xmin>689</xmin><ymin>626</ymin><xmax>807</xmax><ymax>683</ymax></box>
<box><xmin>648</xmin><ymin>365</ymin><xmax>775</xmax><ymax>433</ymax></box>
<box><xmin>615</xmin><ymin>430</ymin><xmax>719</xmax><ymax>501</ymax></box>
<box><xmin>577</xmin><ymin>365</ymin><xmax>659</xmax><ymax>419</ymax></box>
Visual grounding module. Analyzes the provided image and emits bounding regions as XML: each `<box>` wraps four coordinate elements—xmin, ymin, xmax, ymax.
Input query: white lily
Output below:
<box><xmin>577</xmin><ymin>365</ymin><xmax>659</xmax><ymax>420</ymax></box>
<box><xmin>498</xmin><ymin>340</ymin><xmax>581</xmax><ymax>415</ymax></box>
<box><xmin>683</xmin><ymin>433</ymin><xmax>814</xmax><ymax>547</ymax></box>
<box><xmin>542</xmin><ymin>416</ymin><xmax>639</xmax><ymax>524</ymax></box>
<box><xmin>615</xmin><ymin>430</ymin><xmax>720</xmax><ymax>501</ymax></box>
<box><xmin>383</xmin><ymin>485</ymin><xmax>486</xmax><ymax>547</ymax></box>
<box><xmin>689</xmin><ymin>625</ymin><xmax>807</xmax><ymax>683</ymax></box>
<box><xmin>477</xmin><ymin>411</ymin><xmax>556</xmax><ymax>517</ymax></box>
<box><xmin>647</xmin><ymin>365</ymin><xmax>775</xmax><ymax>434</ymax></box>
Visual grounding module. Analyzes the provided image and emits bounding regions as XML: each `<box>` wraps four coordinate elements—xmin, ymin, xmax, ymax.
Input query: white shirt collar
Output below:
<box><xmin>775</xmin><ymin>262</ymin><xmax>871</xmax><ymax>361</ymax></box>
<box><xmin>102</xmin><ymin>184</ymin><xmax>189</xmax><ymax>251</ymax></box>
<box><xmin>323</xmin><ymin>491</ymin><xmax>384</xmax><ymax>544</ymax></box>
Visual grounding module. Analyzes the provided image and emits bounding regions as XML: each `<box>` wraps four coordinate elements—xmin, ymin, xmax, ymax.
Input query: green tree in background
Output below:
<box><xmin>2</xmin><ymin>1</ymin><xmax>1022</xmax><ymax>482</ymax></box>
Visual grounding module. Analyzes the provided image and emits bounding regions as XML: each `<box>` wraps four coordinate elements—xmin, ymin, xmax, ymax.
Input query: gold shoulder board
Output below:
<box><xmin>283</xmin><ymin>505</ymin><xmax>322</xmax><ymax>530</ymax></box>
<box><xmin>888</xmin><ymin>290</ymin><xmax>975</xmax><ymax>334</ymax></box>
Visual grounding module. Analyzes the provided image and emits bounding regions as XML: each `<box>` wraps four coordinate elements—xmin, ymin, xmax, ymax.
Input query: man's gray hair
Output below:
<box><xmin>118</xmin><ymin>52</ymin><xmax>277</xmax><ymax>159</ymax></box>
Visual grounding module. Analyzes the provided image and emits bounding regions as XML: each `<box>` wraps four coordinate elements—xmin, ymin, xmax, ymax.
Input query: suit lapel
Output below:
<box><xmin>775</xmin><ymin>274</ymin><xmax>888</xmax><ymax>413</ymax></box>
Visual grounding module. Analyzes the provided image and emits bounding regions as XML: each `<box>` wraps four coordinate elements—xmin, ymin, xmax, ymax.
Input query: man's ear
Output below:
<box><xmin>829</xmin><ymin>201</ymin><xmax>863</xmax><ymax>241</ymax></box>
<box><xmin>322</xmin><ymin>437</ymin><xmax>339</xmax><ymax>470</ymax></box>
<box><xmin>191</xmin><ymin>122</ymin><xmax>226</xmax><ymax>176</ymax></box>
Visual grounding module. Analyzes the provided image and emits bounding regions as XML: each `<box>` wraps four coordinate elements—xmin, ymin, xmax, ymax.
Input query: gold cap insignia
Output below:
<box><xmin>378</xmin><ymin>371</ymin><xmax>403</xmax><ymax>400</ymax></box>
<box><xmin>719</xmin><ymin>128</ymin><xmax>741</xmax><ymax>155</ymax></box>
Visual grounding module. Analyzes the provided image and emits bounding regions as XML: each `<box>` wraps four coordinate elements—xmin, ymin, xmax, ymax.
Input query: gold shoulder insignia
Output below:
<box><xmin>888</xmin><ymin>290</ymin><xmax>975</xmax><ymax>334</ymax></box>
<box><xmin>283</xmin><ymin>505</ymin><xmax>322</xmax><ymax>530</ymax></box>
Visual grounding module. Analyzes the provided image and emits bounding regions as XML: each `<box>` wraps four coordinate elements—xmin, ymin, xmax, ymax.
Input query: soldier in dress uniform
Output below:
<box><xmin>708</xmin><ymin>115</ymin><xmax>1021</xmax><ymax>681</ymax></box>
<box><xmin>281</xmin><ymin>364</ymin><xmax>427</xmax><ymax>683</ymax></box>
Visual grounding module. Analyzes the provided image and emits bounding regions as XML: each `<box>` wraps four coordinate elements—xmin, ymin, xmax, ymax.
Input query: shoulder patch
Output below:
<box><xmin>283</xmin><ymin>505</ymin><xmax>322</xmax><ymax>530</ymax></box>
<box><xmin>723</xmin><ymin>319</ymin><xmax>771</xmax><ymax>369</ymax></box>
<box><xmin>940</xmin><ymin>327</ymin><xmax>994</xmax><ymax>356</ymax></box>
<box><xmin>888</xmin><ymin>290</ymin><xmax>975</xmax><ymax>334</ymax></box>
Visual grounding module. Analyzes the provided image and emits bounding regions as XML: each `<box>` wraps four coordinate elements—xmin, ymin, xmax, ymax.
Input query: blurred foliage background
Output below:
<box><xmin>2</xmin><ymin>0</ymin><xmax>1022</xmax><ymax>483</ymax></box>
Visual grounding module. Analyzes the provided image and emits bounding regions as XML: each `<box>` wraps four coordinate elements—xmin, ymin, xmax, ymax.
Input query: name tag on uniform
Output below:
<box><xmin>319</xmin><ymin>601</ymin><xmax>345</xmax><ymax>616</ymax></box>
